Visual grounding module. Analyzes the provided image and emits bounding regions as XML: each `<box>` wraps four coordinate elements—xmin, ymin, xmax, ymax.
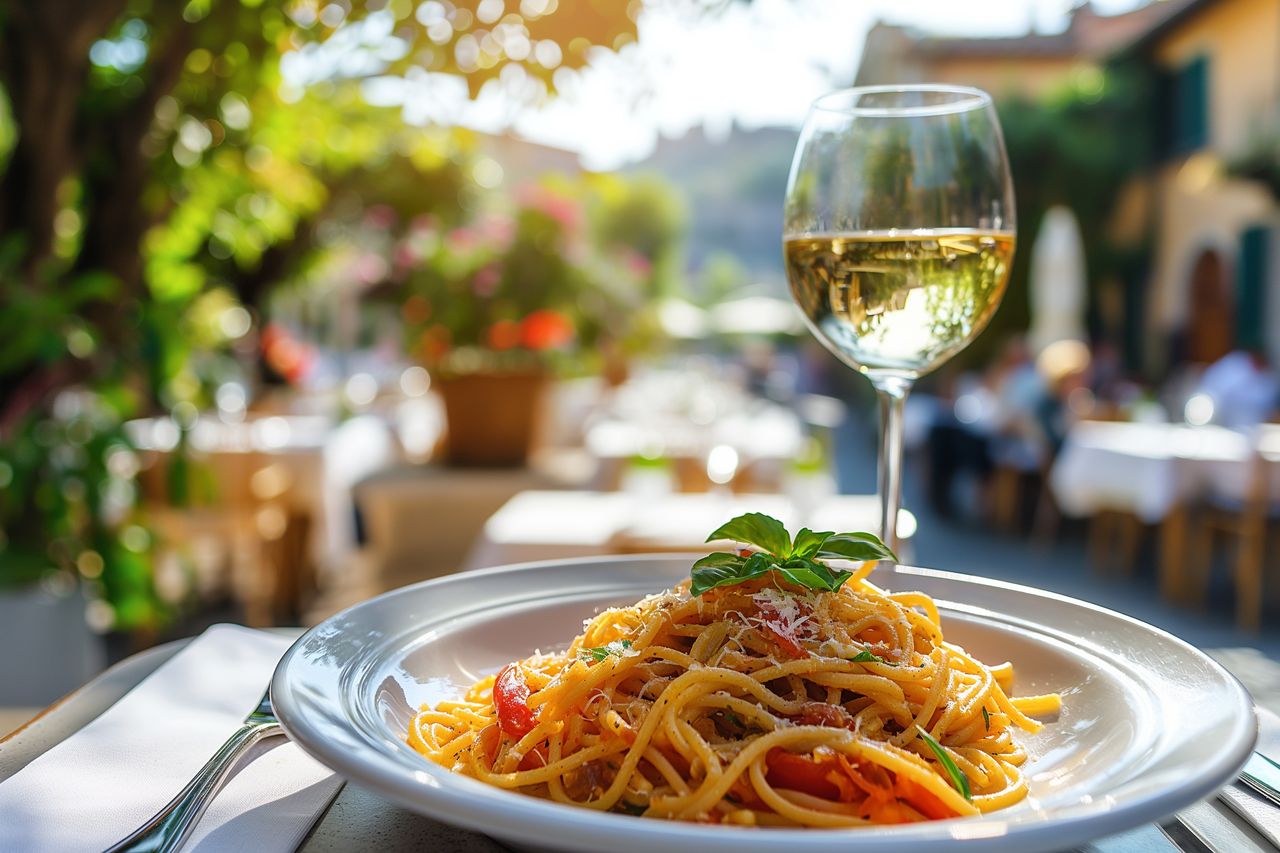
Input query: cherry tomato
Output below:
<box><xmin>493</xmin><ymin>663</ymin><xmax>538</xmax><ymax>738</ymax></box>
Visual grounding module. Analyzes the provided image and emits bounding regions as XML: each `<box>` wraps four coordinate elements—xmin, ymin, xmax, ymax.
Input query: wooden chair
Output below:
<box><xmin>1187</xmin><ymin>432</ymin><xmax>1280</xmax><ymax>631</ymax></box>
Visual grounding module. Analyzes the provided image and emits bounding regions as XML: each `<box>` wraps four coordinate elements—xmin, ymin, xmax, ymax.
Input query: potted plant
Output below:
<box><xmin>0</xmin><ymin>390</ymin><xmax>167</xmax><ymax>704</ymax></box>
<box><xmin>398</xmin><ymin>187</ymin><xmax>641</xmax><ymax>466</ymax></box>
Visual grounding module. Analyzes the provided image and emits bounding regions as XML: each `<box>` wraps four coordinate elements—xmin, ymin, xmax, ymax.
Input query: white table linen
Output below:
<box><xmin>1051</xmin><ymin>422</ymin><xmax>1251</xmax><ymax>522</ymax></box>
<box><xmin>0</xmin><ymin>625</ymin><xmax>340</xmax><ymax>852</ymax></box>
<box><xmin>462</xmin><ymin>491</ymin><xmax>916</xmax><ymax>570</ymax></box>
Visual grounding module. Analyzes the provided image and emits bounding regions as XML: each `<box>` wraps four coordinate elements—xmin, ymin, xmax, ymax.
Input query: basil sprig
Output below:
<box><xmin>579</xmin><ymin>639</ymin><xmax>632</xmax><ymax>663</ymax></box>
<box><xmin>848</xmin><ymin>648</ymin><xmax>892</xmax><ymax>665</ymax></box>
<box><xmin>689</xmin><ymin>513</ymin><xmax>896</xmax><ymax>596</ymax></box>
<box><xmin>916</xmin><ymin>726</ymin><xmax>972</xmax><ymax>801</ymax></box>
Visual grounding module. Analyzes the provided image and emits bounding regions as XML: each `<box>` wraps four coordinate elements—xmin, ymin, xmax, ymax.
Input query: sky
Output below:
<box><xmin>378</xmin><ymin>0</ymin><xmax>1151</xmax><ymax>169</ymax></box>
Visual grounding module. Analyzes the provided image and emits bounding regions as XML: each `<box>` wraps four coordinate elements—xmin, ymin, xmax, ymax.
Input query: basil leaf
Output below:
<box><xmin>848</xmin><ymin>648</ymin><xmax>889</xmax><ymax>664</ymax></box>
<box><xmin>791</xmin><ymin>528</ymin><xmax>834</xmax><ymax>559</ymax></box>
<box><xmin>818</xmin><ymin>532</ymin><xmax>897</xmax><ymax>564</ymax></box>
<box><xmin>690</xmin><ymin>551</ymin><xmax>772</xmax><ymax>596</ymax></box>
<box><xmin>691</xmin><ymin>551</ymin><xmax>745</xmax><ymax>570</ymax></box>
<box><xmin>705</xmin><ymin>512</ymin><xmax>792</xmax><ymax>558</ymax></box>
<box><xmin>982</xmin><ymin>707</ymin><xmax>991</xmax><ymax>731</ymax></box>
<box><xmin>775</xmin><ymin>563</ymin><xmax>835</xmax><ymax>591</ymax></box>
<box><xmin>769</xmin><ymin>556</ymin><xmax>845</xmax><ymax>592</ymax></box>
<box><xmin>916</xmin><ymin>726</ymin><xmax>972</xmax><ymax>801</ymax></box>
<box><xmin>580</xmin><ymin>639</ymin><xmax>633</xmax><ymax>663</ymax></box>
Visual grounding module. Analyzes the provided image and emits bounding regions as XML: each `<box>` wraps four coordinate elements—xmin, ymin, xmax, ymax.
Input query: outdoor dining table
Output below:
<box><xmin>460</xmin><ymin>490</ymin><xmax>919</xmax><ymax>571</ymax></box>
<box><xmin>1049</xmin><ymin>420</ymin><xmax>1280</xmax><ymax>602</ymax></box>
<box><xmin>1</xmin><ymin>634</ymin><xmax>1276</xmax><ymax>852</ymax></box>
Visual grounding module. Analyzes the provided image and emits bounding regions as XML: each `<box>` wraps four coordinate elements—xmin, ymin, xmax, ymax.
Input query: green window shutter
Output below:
<box><xmin>1174</xmin><ymin>56</ymin><xmax>1209</xmax><ymax>153</ymax></box>
<box><xmin>1237</xmin><ymin>225</ymin><xmax>1268</xmax><ymax>350</ymax></box>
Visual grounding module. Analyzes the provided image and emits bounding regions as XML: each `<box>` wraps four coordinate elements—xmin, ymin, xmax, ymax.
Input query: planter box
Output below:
<box><xmin>0</xmin><ymin>585</ymin><xmax>104</xmax><ymax>707</ymax></box>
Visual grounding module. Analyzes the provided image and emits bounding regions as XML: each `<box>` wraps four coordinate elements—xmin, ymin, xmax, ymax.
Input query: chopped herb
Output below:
<box><xmin>848</xmin><ymin>648</ymin><xmax>892</xmax><ymax>665</ymax></box>
<box><xmin>691</xmin><ymin>514</ymin><xmax>896</xmax><ymax>596</ymax></box>
<box><xmin>981</xmin><ymin>707</ymin><xmax>991</xmax><ymax>732</ymax></box>
<box><xmin>725</xmin><ymin>710</ymin><xmax>743</xmax><ymax>726</ymax></box>
<box><xmin>580</xmin><ymin>639</ymin><xmax>632</xmax><ymax>663</ymax></box>
<box><xmin>613</xmin><ymin>800</ymin><xmax>647</xmax><ymax>816</ymax></box>
<box><xmin>917</xmin><ymin>726</ymin><xmax>971</xmax><ymax>801</ymax></box>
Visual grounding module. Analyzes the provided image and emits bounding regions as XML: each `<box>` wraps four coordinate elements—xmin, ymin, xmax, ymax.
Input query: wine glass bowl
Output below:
<box><xmin>783</xmin><ymin>85</ymin><xmax>1016</xmax><ymax>550</ymax></box>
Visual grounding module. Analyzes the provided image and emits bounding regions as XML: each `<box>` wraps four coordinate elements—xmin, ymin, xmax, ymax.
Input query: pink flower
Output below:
<box><xmin>476</xmin><ymin>213</ymin><xmax>515</xmax><ymax>246</ymax></box>
<box><xmin>626</xmin><ymin>251</ymin><xmax>653</xmax><ymax>278</ymax></box>
<box><xmin>364</xmin><ymin>204</ymin><xmax>396</xmax><ymax>229</ymax></box>
<box><xmin>446</xmin><ymin>227</ymin><xmax>477</xmax><ymax>251</ymax></box>
<box><xmin>517</xmin><ymin>185</ymin><xmax>582</xmax><ymax>233</ymax></box>
<box><xmin>472</xmin><ymin>263</ymin><xmax>502</xmax><ymax>297</ymax></box>
<box><xmin>394</xmin><ymin>242</ymin><xmax>420</xmax><ymax>270</ymax></box>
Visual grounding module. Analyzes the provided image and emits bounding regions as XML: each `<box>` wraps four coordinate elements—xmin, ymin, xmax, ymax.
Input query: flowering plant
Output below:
<box><xmin>397</xmin><ymin>187</ymin><xmax>642</xmax><ymax>375</ymax></box>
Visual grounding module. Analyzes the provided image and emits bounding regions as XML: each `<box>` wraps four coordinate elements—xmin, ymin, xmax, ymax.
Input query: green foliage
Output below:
<box><xmin>689</xmin><ymin>513</ymin><xmax>896</xmax><ymax>596</ymax></box>
<box><xmin>955</xmin><ymin>62</ymin><xmax>1157</xmax><ymax>369</ymax></box>
<box><xmin>0</xmin><ymin>0</ymin><xmax>647</xmax><ymax>612</ymax></box>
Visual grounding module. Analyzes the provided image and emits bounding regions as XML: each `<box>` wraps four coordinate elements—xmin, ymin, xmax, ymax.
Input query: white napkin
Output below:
<box><xmin>0</xmin><ymin>624</ymin><xmax>342</xmax><ymax>852</ymax></box>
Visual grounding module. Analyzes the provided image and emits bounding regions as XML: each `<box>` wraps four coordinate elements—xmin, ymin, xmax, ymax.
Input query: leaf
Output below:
<box><xmin>848</xmin><ymin>648</ymin><xmax>890</xmax><ymax>664</ymax></box>
<box><xmin>982</xmin><ymin>707</ymin><xmax>991</xmax><ymax>731</ymax></box>
<box><xmin>580</xmin><ymin>639</ymin><xmax>632</xmax><ymax>663</ymax></box>
<box><xmin>705</xmin><ymin>512</ymin><xmax>791</xmax><ymax>558</ymax></box>
<box><xmin>779</xmin><ymin>557</ymin><xmax>852</xmax><ymax>592</ymax></box>
<box><xmin>818</xmin><ymin>532</ymin><xmax>898</xmax><ymax>564</ymax></box>
<box><xmin>916</xmin><ymin>726</ymin><xmax>972</xmax><ymax>801</ymax></box>
<box><xmin>791</xmin><ymin>528</ymin><xmax>833</xmax><ymax>559</ymax></box>
<box><xmin>689</xmin><ymin>552</ymin><xmax>772</xmax><ymax>596</ymax></box>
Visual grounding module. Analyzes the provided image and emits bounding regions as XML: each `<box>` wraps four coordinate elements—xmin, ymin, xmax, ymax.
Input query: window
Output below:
<box><xmin>1172</xmin><ymin>56</ymin><xmax>1210</xmax><ymax>153</ymax></box>
<box><xmin>1236</xmin><ymin>225</ymin><xmax>1268</xmax><ymax>350</ymax></box>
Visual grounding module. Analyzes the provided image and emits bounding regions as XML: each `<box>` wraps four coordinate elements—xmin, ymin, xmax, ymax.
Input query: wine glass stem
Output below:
<box><xmin>871</xmin><ymin>374</ymin><xmax>913</xmax><ymax>558</ymax></box>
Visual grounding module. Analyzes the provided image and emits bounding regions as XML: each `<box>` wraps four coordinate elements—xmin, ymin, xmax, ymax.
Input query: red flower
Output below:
<box><xmin>402</xmin><ymin>295</ymin><xmax>431</xmax><ymax>325</ymax></box>
<box><xmin>520</xmin><ymin>309</ymin><xmax>574</xmax><ymax>351</ymax></box>
<box><xmin>487</xmin><ymin>319</ymin><xmax>521</xmax><ymax>351</ymax></box>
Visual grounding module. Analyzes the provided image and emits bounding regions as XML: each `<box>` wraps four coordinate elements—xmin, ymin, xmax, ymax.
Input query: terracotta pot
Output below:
<box><xmin>435</xmin><ymin>370</ymin><xmax>548</xmax><ymax>467</ymax></box>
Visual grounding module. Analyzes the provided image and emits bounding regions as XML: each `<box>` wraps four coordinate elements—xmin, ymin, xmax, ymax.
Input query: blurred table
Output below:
<box><xmin>354</xmin><ymin>466</ymin><xmax>576</xmax><ymax>590</ymax></box>
<box><xmin>127</xmin><ymin>414</ymin><xmax>396</xmax><ymax>621</ymax></box>
<box><xmin>1050</xmin><ymin>422</ymin><xmax>1251</xmax><ymax>522</ymax></box>
<box><xmin>462</xmin><ymin>491</ymin><xmax>916</xmax><ymax>570</ymax></box>
<box><xmin>1049</xmin><ymin>421</ymin><xmax>1280</xmax><ymax>602</ymax></box>
<box><xmin>578</xmin><ymin>369</ymin><xmax>810</xmax><ymax>493</ymax></box>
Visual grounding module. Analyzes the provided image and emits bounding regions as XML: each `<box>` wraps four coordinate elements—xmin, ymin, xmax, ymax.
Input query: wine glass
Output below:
<box><xmin>783</xmin><ymin>85</ymin><xmax>1015</xmax><ymax>553</ymax></box>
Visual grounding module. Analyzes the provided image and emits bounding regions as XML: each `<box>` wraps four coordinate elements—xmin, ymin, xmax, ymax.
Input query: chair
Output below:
<box><xmin>1187</xmin><ymin>427</ymin><xmax>1280</xmax><ymax>631</ymax></box>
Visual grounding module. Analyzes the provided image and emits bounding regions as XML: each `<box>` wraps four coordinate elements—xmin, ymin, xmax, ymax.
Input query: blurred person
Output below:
<box><xmin>1034</xmin><ymin>340</ymin><xmax>1093</xmax><ymax>457</ymax></box>
<box><xmin>924</xmin><ymin>370</ymin><xmax>994</xmax><ymax>518</ymax></box>
<box><xmin>987</xmin><ymin>336</ymin><xmax>1049</xmax><ymax>472</ymax></box>
<box><xmin>1194</xmin><ymin>348</ymin><xmax>1280</xmax><ymax>430</ymax></box>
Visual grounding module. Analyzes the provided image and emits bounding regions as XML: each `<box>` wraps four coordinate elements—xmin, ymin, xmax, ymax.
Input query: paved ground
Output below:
<box><xmin>832</xmin><ymin>414</ymin><xmax>1280</xmax><ymax>662</ymax></box>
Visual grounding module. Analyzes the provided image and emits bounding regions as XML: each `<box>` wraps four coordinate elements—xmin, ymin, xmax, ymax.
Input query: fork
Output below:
<box><xmin>106</xmin><ymin>690</ymin><xmax>284</xmax><ymax>853</ymax></box>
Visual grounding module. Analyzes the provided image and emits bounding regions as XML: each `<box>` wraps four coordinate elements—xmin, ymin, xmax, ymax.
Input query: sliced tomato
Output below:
<box><xmin>756</xmin><ymin>604</ymin><xmax>808</xmax><ymax>659</ymax></box>
<box><xmin>765</xmin><ymin>749</ymin><xmax>843</xmax><ymax>799</ymax></box>
<box><xmin>493</xmin><ymin>663</ymin><xmax>538</xmax><ymax>738</ymax></box>
<box><xmin>894</xmin><ymin>776</ymin><xmax>959</xmax><ymax>820</ymax></box>
<box><xmin>793</xmin><ymin>701</ymin><xmax>854</xmax><ymax>728</ymax></box>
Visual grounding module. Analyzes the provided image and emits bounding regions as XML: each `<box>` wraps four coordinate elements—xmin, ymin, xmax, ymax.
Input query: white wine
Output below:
<box><xmin>784</xmin><ymin>230</ymin><xmax>1014</xmax><ymax>377</ymax></box>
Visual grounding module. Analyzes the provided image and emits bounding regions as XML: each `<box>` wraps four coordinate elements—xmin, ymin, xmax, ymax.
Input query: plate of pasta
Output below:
<box><xmin>272</xmin><ymin>514</ymin><xmax>1256</xmax><ymax>853</ymax></box>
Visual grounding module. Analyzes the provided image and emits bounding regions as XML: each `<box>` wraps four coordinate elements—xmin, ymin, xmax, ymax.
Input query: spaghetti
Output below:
<box><xmin>407</xmin><ymin>545</ymin><xmax>1060</xmax><ymax>827</ymax></box>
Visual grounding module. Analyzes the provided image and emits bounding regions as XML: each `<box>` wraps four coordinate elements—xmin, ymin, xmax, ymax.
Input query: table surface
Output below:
<box><xmin>462</xmin><ymin>490</ymin><xmax>919</xmax><ymax>571</ymax></box>
<box><xmin>2</xmin><ymin>637</ymin><xmax>1275</xmax><ymax>853</ymax></box>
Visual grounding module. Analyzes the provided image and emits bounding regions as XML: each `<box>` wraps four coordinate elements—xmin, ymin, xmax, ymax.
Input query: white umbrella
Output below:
<box><xmin>710</xmin><ymin>295</ymin><xmax>804</xmax><ymax>336</ymax></box>
<box><xmin>1029</xmin><ymin>205</ymin><xmax>1087</xmax><ymax>353</ymax></box>
<box><xmin>656</xmin><ymin>297</ymin><xmax>708</xmax><ymax>340</ymax></box>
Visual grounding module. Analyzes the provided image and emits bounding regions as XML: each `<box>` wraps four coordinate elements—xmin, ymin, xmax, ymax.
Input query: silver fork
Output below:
<box><xmin>106</xmin><ymin>690</ymin><xmax>284</xmax><ymax>853</ymax></box>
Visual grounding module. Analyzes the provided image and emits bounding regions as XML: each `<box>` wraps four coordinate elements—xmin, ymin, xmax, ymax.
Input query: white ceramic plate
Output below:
<box><xmin>271</xmin><ymin>555</ymin><xmax>1257</xmax><ymax>853</ymax></box>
